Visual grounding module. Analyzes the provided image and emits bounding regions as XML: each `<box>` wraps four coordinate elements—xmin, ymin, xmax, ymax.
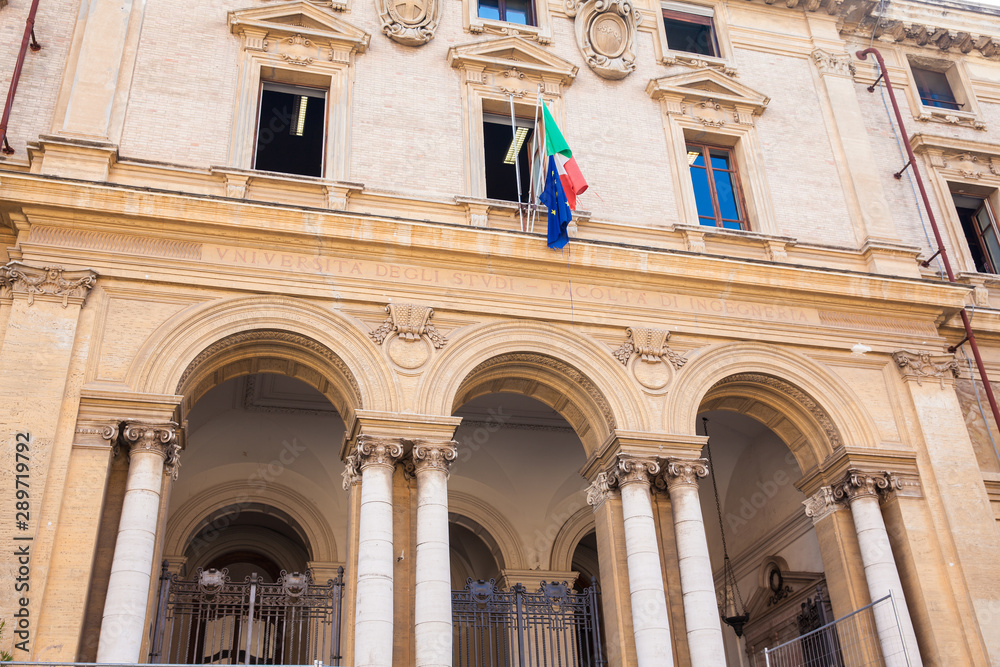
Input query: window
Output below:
<box><xmin>254</xmin><ymin>82</ymin><xmax>327</xmax><ymax>177</ymax></box>
<box><xmin>911</xmin><ymin>67</ymin><xmax>960</xmax><ymax>111</ymax></box>
<box><xmin>478</xmin><ymin>0</ymin><xmax>534</xmax><ymax>25</ymax></box>
<box><xmin>686</xmin><ymin>143</ymin><xmax>746</xmax><ymax>229</ymax></box>
<box><xmin>483</xmin><ymin>113</ymin><xmax>535</xmax><ymax>202</ymax></box>
<box><xmin>954</xmin><ymin>193</ymin><xmax>1000</xmax><ymax>274</ymax></box>
<box><xmin>662</xmin><ymin>5</ymin><xmax>717</xmax><ymax>57</ymax></box>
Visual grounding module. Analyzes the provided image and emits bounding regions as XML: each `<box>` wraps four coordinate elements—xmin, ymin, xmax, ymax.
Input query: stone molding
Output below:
<box><xmin>409</xmin><ymin>439</ymin><xmax>458</xmax><ymax>475</ymax></box>
<box><xmin>1</xmin><ymin>261</ymin><xmax>97</xmax><ymax>307</ymax></box>
<box><xmin>110</xmin><ymin>420</ymin><xmax>182</xmax><ymax>480</ymax></box>
<box><xmin>369</xmin><ymin>303</ymin><xmax>448</xmax><ymax>348</ymax></box>
<box><xmin>891</xmin><ymin>350</ymin><xmax>959</xmax><ymax>386</ymax></box>
<box><xmin>566</xmin><ymin>0</ymin><xmax>642</xmax><ymax>80</ymax></box>
<box><xmin>612</xmin><ymin>326</ymin><xmax>686</xmax><ymax>368</ymax></box>
<box><xmin>802</xmin><ymin>485</ymin><xmax>846</xmax><ymax>523</ymax></box>
<box><xmin>646</xmin><ymin>69</ymin><xmax>770</xmax><ymax>128</ymax></box>
<box><xmin>660</xmin><ymin>457</ymin><xmax>709</xmax><ymax>490</ymax></box>
<box><xmin>448</xmin><ymin>36</ymin><xmax>578</xmax><ymax>95</ymax></box>
<box><xmin>832</xmin><ymin>469</ymin><xmax>901</xmax><ymax>503</ymax></box>
<box><xmin>229</xmin><ymin>2</ymin><xmax>370</xmax><ymax>59</ymax></box>
<box><xmin>354</xmin><ymin>434</ymin><xmax>404</xmax><ymax>470</ymax></box>
<box><xmin>378</xmin><ymin>0</ymin><xmax>440</xmax><ymax>46</ymax></box>
<box><xmin>811</xmin><ymin>49</ymin><xmax>856</xmax><ymax>78</ymax></box>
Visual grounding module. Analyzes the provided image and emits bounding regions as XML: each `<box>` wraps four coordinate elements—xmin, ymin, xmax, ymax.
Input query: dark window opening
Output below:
<box><xmin>478</xmin><ymin>0</ymin><xmax>535</xmax><ymax>25</ymax></box>
<box><xmin>911</xmin><ymin>67</ymin><xmax>961</xmax><ymax>111</ymax></box>
<box><xmin>954</xmin><ymin>193</ymin><xmax>1000</xmax><ymax>273</ymax></box>
<box><xmin>254</xmin><ymin>83</ymin><xmax>326</xmax><ymax>177</ymax></box>
<box><xmin>483</xmin><ymin>114</ymin><xmax>535</xmax><ymax>202</ymax></box>
<box><xmin>663</xmin><ymin>10</ymin><xmax>718</xmax><ymax>58</ymax></box>
<box><xmin>687</xmin><ymin>142</ymin><xmax>746</xmax><ymax>230</ymax></box>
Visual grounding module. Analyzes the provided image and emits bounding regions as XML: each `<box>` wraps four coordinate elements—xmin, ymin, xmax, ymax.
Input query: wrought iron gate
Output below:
<box><xmin>452</xmin><ymin>578</ymin><xmax>605</xmax><ymax>667</ymax></box>
<box><xmin>149</xmin><ymin>563</ymin><xmax>345</xmax><ymax>665</ymax></box>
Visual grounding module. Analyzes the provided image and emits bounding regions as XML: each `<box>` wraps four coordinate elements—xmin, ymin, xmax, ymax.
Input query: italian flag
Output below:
<box><xmin>542</xmin><ymin>104</ymin><xmax>588</xmax><ymax>210</ymax></box>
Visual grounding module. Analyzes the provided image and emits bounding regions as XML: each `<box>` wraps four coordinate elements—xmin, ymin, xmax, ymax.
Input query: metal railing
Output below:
<box><xmin>452</xmin><ymin>579</ymin><xmax>605</xmax><ymax>667</ymax></box>
<box><xmin>149</xmin><ymin>564</ymin><xmax>345</xmax><ymax>666</ymax></box>
<box><xmin>763</xmin><ymin>593</ymin><xmax>910</xmax><ymax>667</ymax></box>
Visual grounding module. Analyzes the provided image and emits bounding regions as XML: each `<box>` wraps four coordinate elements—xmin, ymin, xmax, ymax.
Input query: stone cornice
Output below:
<box><xmin>1</xmin><ymin>260</ymin><xmax>97</xmax><ymax>307</ymax></box>
<box><xmin>846</xmin><ymin>1</ymin><xmax>1000</xmax><ymax>60</ymax></box>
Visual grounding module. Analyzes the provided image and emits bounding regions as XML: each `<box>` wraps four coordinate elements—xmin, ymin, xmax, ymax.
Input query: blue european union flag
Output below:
<box><xmin>540</xmin><ymin>155</ymin><xmax>572</xmax><ymax>250</ymax></box>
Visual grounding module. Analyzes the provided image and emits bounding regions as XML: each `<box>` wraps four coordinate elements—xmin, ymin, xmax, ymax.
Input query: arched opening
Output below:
<box><xmin>697</xmin><ymin>386</ymin><xmax>839</xmax><ymax>666</ymax></box>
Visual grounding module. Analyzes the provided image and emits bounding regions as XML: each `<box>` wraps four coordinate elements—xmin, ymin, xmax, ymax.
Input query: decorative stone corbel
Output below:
<box><xmin>566</xmin><ymin>0</ymin><xmax>641</xmax><ymax>80</ymax></box>
<box><xmin>377</xmin><ymin>0</ymin><xmax>440</xmax><ymax>46</ymax></box>
<box><xmin>3</xmin><ymin>261</ymin><xmax>97</xmax><ymax>307</ymax></box>
<box><xmin>891</xmin><ymin>350</ymin><xmax>959</xmax><ymax>387</ymax></box>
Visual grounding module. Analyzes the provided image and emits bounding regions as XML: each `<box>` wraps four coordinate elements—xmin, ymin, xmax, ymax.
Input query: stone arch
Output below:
<box><xmin>669</xmin><ymin>341</ymin><xmax>879</xmax><ymax>472</ymax></box>
<box><xmin>419</xmin><ymin>321</ymin><xmax>646</xmax><ymax>454</ymax></box>
<box><xmin>163</xmin><ymin>480</ymin><xmax>339</xmax><ymax>565</ymax></box>
<box><xmin>126</xmin><ymin>295</ymin><xmax>396</xmax><ymax>422</ymax></box>
<box><xmin>449</xmin><ymin>491</ymin><xmax>527</xmax><ymax>571</ymax></box>
<box><xmin>548</xmin><ymin>506</ymin><xmax>596</xmax><ymax>572</ymax></box>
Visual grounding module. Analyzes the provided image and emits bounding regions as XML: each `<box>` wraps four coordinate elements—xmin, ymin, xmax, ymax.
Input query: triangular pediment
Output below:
<box><xmin>449</xmin><ymin>36</ymin><xmax>578</xmax><ymax>85</ymax></box>
<box><xmin>230</xmin><ymin>1</ymin><xmax>370</xmax><ymax>53</ymax></box>
<box><xmin>646</xmin><ymin>68</ymin><xmax>769</xmax><ymax>113</ymax></box>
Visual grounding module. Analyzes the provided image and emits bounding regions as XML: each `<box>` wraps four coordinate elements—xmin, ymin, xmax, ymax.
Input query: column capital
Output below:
<box><xmin>342</xmin><ymin>452</ymin><xmax>362</xmax><ymax>490</ymax></box>
<box><xmin>802</xmin><ymin>485</ymin><xmax>847</xmax><ymax>523</ymax></box>
<box><xmin>355</xmin><ymin>434</ymin><xmax>404</xmax><ymax>470</ymax></box>
<box><xmin>616</xmin><ymin>454</ymin><xmax>660</xmax><ymax>487</ymax></box>
<box><xmin>832</xmin><ymin>469</ymin><xmax>901</xmax><ymax>503</ymax></box>
<box><xmin>891</xmin><ymin>349</ymin><xmax>959</xmax><ymax>386</ymax></box>
<box><xmin>585</xmin><ymin>470</ymin><xmax>619</xmax><ymax>508</ymax></box>
<box><xmin>113</xmin><ymin>420</ymin><xmax>181</xmax><ymax>479</ymax></box>
<box><xmin>1</xmin><ymin>261</ymin><xmax>98</xmax><ymax>307</ymax></box>
<box><xmin>659</xmin><ymin>457</ymin><xmax>710</xmax><ymax>491</ymax></box>
<box><xmin>409</xmin><ymin>439</ymin><xmax>458</xmax><ymax>475</ymax></box>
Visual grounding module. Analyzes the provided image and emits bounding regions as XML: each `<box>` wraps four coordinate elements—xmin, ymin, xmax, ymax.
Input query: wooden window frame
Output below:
<box><xmin>478</xmin><ymin>0</ymin><xmax>536</xmax><ymax>27</ymax></box>
<box><xmin>662</xmin><ymin>8</ymin><xmax>718</xmax><ymax>58</ymax></box>
<box><xmin>959</xmin><ymin>196</ymin><xmax>1000</xmax><ymax>274</ymax></box>
<box><xmin>685</xmin><ymin>142</ymin><xmax>748</xmax><ymax>230</ymax></box>
<box><xmin>910</xmin><ymin>66</ymin><xmax>961</xmax><ymax>111</ymax></box>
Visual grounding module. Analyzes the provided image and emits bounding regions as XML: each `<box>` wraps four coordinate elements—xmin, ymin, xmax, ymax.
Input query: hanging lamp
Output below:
<box><xmin>703</xmin><ymin>416</ymin><xmax>750</xmax><ymax>638</ymax></box>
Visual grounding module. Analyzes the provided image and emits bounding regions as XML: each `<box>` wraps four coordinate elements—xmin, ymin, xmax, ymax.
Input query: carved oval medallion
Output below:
<box><xmin>389</xmin><ymin>0</ymin><xmax>426</xmax><ymax>25</ymax></box>
<box><xmin>388</xmin><ymin>335</ymin><xmax>431</xmax><ymax>370</ymax></box>
<box><xmin>590</xmin><ymin>14</ymin><xmax>627</xmax><ymax>59</ymax></box>
<box><xmin>632</xmin><ymin>358</ymin><xmax>673</xmax><ymax>391</ymax></box>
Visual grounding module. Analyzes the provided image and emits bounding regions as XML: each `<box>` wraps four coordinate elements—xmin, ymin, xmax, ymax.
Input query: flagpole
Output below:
<box><xmin>509</xmin><ymin>94</ymin><xmax>525</xmax><ymax>232</ymax></box>
<box><xmin>529</xmin><ymin>87</ymin><xmax>543</xmax><ymax>234</ymax></box>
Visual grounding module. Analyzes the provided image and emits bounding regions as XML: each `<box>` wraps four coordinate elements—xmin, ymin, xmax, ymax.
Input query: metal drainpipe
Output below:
<box><xmin>0</xmin><ymin>0</ymin><xmax>43</xmax><ymax>155</ymax></box>
<box><xmin>857</xmin><ymin>47</ymin><xmax>1000</xmax><ymax>435</ymax></box>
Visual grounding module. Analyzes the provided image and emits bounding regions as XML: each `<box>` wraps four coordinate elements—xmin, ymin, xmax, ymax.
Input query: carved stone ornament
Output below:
<box><xmin>1</xmin><ymin>261</ymin><xmax>97</xmax><ymax>307</ymax></box>
<box><xmin>355</xmin><ymin>435</ymin><xmax>404</xmax><ymax>470</ymax></box>
<box><xmin>377</xmin><ymin>0</ymin><xmax>440</xmax><ymax>46</ymax></box>
<box><xmin>612</xmin><ymin>327</ymin><xmax>686</xmax><ymax>391</ymax></box>
<box><xmin>802</xmin><ymin>485</ymin><xmax>846</xmax><ymax>523</ymax></box>
<box><xmin>646</xmin><ymin>69</ymin><xmax>770</xmax><ymax>128</ymax></box>
<box><xmin>811</xmin><ymin>49</ymin><xmax>856</xmax><ymax>78</ymax></box>
<box><xmin>586</xmin><ymin>470</ymin><xmax>618</xmax><ymax>507</ymax></box>
<box><xmin>660</xmin><ymin>457</ymin><xmax>709</xmax><ymax>489</ymax></box>
<box><xmin>229</xmin><ymin>2</ymin><xmax>371</xmax><ymax>63</ymax></box>
<box><xmin>616</xmin><ymin>455</ymin><xmax>660</xmax><ymax>486</ymax></box>
<box><xmin>832</xmin><ymin>469</ymin><xmax>901</xmax><ymax>503</ymax></box>
<box><xmin>410</xmin><ymin>440</ymin><xmax>459</xmax><ymax>475</ymax></box>
<box><xmin>370</xmin><ymin>303</ymin><xmax>447</xmax><ymax>370</ymax></box>
<box><xmin>891</xmin><ymin>350</ymin><xmax>959</xmax><ymax>387</ymax></box>
<box><xmin>114</xmin><ymin>420</ymin><xmax>182</xmax><ymax>480</ymax></box>
<box><xmin>341</xmin><ymin>452</ymin><xmax>362</xmax><ymax>490</ymax></box>
<box><xmin>565</xmin><ymin>0</ymin><xmax>642</xmax><ymax>80</ymax></box>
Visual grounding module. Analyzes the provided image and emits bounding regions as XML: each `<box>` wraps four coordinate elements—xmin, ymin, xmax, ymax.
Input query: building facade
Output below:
<box><xmin>1</xmin><ymin>0</ymin><xmax>1000</xmax><ymax>664</ymax></box>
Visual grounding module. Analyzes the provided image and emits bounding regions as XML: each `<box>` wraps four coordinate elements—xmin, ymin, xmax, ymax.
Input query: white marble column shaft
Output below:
<box><xmin>837</xmin><ymin>472</ymin><xmax>922</xmax><ymax>666</ymax></box>
<box><xmin>97</xmin><ymin>421</ymin><xmax>179</xmax><ymax>663</ymax></box>
<box><xmin>617</xmin><ymin>457</ymin><xmax>674</xmax><ymax>667</ymax></box>
<box><xmin>664</xmin><ymin>459</ymin><xmax>726</xmax><ymax>667</ymax></box>
<box><xmin>352</xmin><ymin>437</ymin><xmax>403</xmax><ymax>667</ymax></box>
<box><xmin>412</xmin><ymin>441</ymin><xmax>457</xmax><ymax>667</ymax></box>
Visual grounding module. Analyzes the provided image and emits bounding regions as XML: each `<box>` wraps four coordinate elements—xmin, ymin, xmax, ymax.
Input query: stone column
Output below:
<box><xmin>833</xmin><ymin>471</ymin><xmax>922</xmax><ymax>666</ymax></box>
<box><xmin>802</xmin><ymin>486</ymin><xmax>870</xmax><ymax>620</ymax></box>
<box><xmin>661</xmin><ymin>458</ymin><xmax>725</xmax><ymax>667</ymax></box>
<box><xmin>96</xmin><ymin>420</ymin><xmax>180</xmax><ymax>663</ymax></box>
<box><xmin>616</xmin><ymin>456</ymin><xmax>674</xmax><ymax>667</ymax></box>
<box><xmin>411</xmin><ymin>440</ymin><xmax>457</xmax><ymax>667</ymax></box>
<box><xmin>352</xmin><ymin>435</ymin><xmax>403</xmax><ymax>667</ymax></box>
